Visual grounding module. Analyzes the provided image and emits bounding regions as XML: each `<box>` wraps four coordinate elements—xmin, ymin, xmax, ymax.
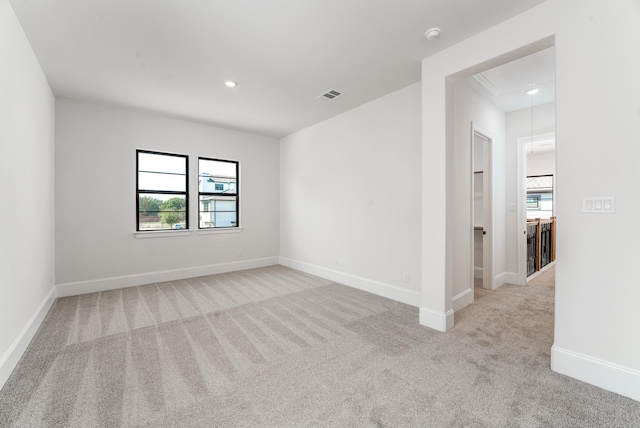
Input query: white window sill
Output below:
<box><xmin>134</xmin><ymin>230</ymin><xmax>193</xmax><ymax>239</ymax></box>
<box><xmin>197</xmin><ymin>227</ymin><xmax>243</xmax><ymax>235</ymax></box>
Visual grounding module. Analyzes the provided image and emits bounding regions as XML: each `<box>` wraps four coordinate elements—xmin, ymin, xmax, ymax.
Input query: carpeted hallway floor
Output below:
<box><xmin>527</xmin><ymin>263</ymin><xmax>556</xmax><ymax>288</ymax></box>
<box><xmin>0</xmin><ymin>264</ymin><xmax>638</xmax><ymax>427</ymax></box>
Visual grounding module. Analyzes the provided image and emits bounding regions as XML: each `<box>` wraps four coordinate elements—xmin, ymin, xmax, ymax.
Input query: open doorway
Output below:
<box><xmin>419</xmin><ymin>34</ymin><xmax>558</xmax><ymax>333</ymax></box>
<box><xmin>519</xmin><ymin>132</ymin><xmax>556</xmax><ymax>285</ymax></box>
<box><xmin>471</xmin><ymin>129</ymin><xmax>493</xmax><ymax>290</ymax></box>
<box><xmin>452</xmin><ymin>45</ymin><xmax>556</xmax><ymax>307</ymax></box>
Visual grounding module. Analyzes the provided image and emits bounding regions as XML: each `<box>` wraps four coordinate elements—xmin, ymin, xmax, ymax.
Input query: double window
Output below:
<box><xmin>198</xmin><ymin>158</ymin><xmax>239</xmax><ymax>229</ymax></box>
<box><xmin>136</xmin><ymin>150</ymin><xmax>239</xmax><ymax>231</ymax></box>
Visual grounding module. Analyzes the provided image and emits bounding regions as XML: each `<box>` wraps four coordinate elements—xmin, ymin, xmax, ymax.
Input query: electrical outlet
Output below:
<box><xmin>237</xmin><ymin>250</ymin><xmax>243</xmax><ymax>257</ymax></box>
<box><xmin>403</xmin><ymin>272</ymin><xmax>411</xmax><ymax>283</ymax></box>
<box><xmin>338</xmin><ymin>259</ymin><xmax>344</xmax><ymax>268</ymax></box>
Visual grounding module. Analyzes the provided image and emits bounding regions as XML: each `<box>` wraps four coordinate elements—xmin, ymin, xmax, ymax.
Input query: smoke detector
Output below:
<box><xmin>424</xmin><ymin>27</ymin><xmax>441</xmax><ymax>41</ymax></box>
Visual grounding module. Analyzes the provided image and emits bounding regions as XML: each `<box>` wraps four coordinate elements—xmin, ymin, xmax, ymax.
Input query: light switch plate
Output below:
<box><xmin>583</xmin><ymin>196</ymin><xmax>615</xmax><ymax>214</ymax></box>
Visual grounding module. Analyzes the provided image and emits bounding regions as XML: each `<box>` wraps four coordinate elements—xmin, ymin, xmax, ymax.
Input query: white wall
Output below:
<box><xmin>280</xmin><ymin>83</ymin><xmax>422</xmax><ymax>306</ymax></box>
<box><xmin>0</xmin><ymin>0</ymin><xmax>56</xmax><ymax>388</ymax></box>
<box><xmin>552</xmin><ymin>0</ymin><xmax>640</xmax><ymax>401</ymax></box>
<box><xmin>505</xmin><ymin>102</ymin><xmax>555</xmax><ymax>275</ymax></box>
<box><xmin>527</xmin><ymin>151</ymin><xmax>555</xmax><ymax>177</ymax></box>
<box><xmin>55</xmin><ymin>99</ymin><xmax>280</xmax><ymax>295</ymax></box>
<box><xmin>451</xmin><ymin>80</ymin><xmax>505</xmax><ymax>310</ymax></box>
<box><xmin>421</xmin><ymin>0</ymin><xmax>640</xmax><ymax>401</ymax></box>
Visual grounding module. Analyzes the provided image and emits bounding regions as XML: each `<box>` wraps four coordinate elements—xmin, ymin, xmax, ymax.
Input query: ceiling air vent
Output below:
<box><xmin>316</xmin><ymin>89</ymin><xmax>343</xmax><ymax>103</ymax></box>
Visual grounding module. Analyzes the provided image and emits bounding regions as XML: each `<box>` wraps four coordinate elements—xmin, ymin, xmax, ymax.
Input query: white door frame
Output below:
<box><xmin>470</xmin><ymin>124</ymin><xmax>494</xmax><ymax>290</ymax></box>
<box><xmin>517</xmin><ymin>132</ymin><xmax>555</xmax><ymax>285</ymax></box>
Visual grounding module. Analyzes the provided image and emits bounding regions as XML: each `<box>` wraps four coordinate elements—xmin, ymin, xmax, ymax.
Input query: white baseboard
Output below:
<box><xmin>452</xmin><ymin>288</ymin><xmax>473</xmax><ymax>311</ymax></box>
<box><xmin>419</xmin><ymin>307</ymin><xmax>454</xmax><ymax>332</ymax></box>
<box><xmin>493</xmin><ymin>271</ymin><xmax>513</xmax><ymax>289</ymax></box>
<box><xmin>474</xmin><ymin>267</ymin><xmax>483</xmax><ymax>279</ymax></box>
<box><xmin>501</xmin><ymin>271</ymin><xmax>519</xmax><ymax>286</ymax></box>
<box><xmin>0</xmin><ymin>285</ymin><xmax>56</xmax><ymax>390</ymax></box>
<box><xmin>279</xmin><ymin>257</ymin><xmax>420</xmax><ymax>307</ymax></box>
<box><xmin>56</xmin><ymin>257</ymin><xmax>280</xmax><ymax>297</ymax></box>
<box><xmin>551</xmin><ymin>345</ymin><xmax>640</xmax><ymax>402</ymax></box>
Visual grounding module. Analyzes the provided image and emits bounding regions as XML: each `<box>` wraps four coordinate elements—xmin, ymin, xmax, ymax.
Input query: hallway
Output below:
<box><xmin>474</xmin><ymin>262</ymin><xmax>555</xmax><ymax>302</ymax></box>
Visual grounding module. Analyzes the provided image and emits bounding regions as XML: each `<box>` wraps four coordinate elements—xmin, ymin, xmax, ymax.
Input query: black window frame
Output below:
<box><xmin>526</xmin><ymin>194</ymin><xmax>541</xmax><ymax>210</ymax></box>
<box><xmin>198</xmin><ymin>157</ymin><xmax>239</xmax><ymax>229</ymax></box>
<box><xmin>526</xmin><ymin>174</ymin><xmax>553</xmax><ymax>213</ymax></box>
<box><xmin>136</xmin><ymin>149</ymin><xmax>189</xmax><ymax>231</ymax></box>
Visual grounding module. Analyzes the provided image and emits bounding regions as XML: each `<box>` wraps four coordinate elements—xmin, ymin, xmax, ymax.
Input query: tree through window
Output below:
<box><xmin>136</xmin><ymin>150</ymin><xmax>188</xmax><ymax>230</ymax></box>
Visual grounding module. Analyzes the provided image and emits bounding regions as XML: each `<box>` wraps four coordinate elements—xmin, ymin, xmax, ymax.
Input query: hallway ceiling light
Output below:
<box><xmin>225</xmin><ymin>81</ymin><xmax>237</xmax><ymax>88</ymax></box>
<box><xmin>526</xmin><ymin>88</ymin><xmax>539</xmax><ymax>95</ymax></box>
<box><xmin>424</xmin><ymin>27</ymin><xmax>441</xmax><ymax>41</ymax></box>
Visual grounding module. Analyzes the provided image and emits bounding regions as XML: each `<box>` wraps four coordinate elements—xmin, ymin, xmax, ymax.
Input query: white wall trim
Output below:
<box><xmin>133</xmin><ymin>230</ymin><xmax>192</xmax><ymax>239</ymax></box>
<box><xmin>502</xmin><ymin>271</ymin><xmax>519</xmax><ymax>286</ymax></box>
<box><xmin>419</xmin><ymin>307</ymin><xmax>454</xmax><ymax>332</ymax></box>
<box><xmin>56</xmin><ymin>257</ymin><xmax>279</xmax><ymax>297</ymax></box>
<box><xmin>452</xmin><ymin>288</ymin><xmax>474</xmax><ymax>312</ymax></box>
<box><xmin>551</xmin><ymin>345</ymin><xmax>640</xmax><ymax>402</ymax></box>
<box><xmin>493</xmin><ymin>271</ymin><xmax>511</xmax><ymax>289</ymax></box>
<box><xmin>279</xmin><ymin>257</ymin><xmax>420</xmax><ymax>307</ymax></box>
<box><xmin>0</xmin><ymin>285</ymin><xmax>56</xmax><ymax>390</ymax></box>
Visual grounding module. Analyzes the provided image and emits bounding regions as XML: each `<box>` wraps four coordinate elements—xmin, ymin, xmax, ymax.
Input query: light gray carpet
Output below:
<box><xmin>1</xmin><ymin>265</ymin><xmax>638</xmax><ymax>427</ymax></box>
<box><xmin>527</xmin><ymin>263</ymin><xmax>556</xmax><ymax>288</ymax></box>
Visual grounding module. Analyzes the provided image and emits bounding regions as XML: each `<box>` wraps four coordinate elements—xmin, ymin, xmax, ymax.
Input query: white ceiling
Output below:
<box><xmin>9</xmin><ymin>0</ymin><xmax>547</xmax><ymax>138</ymax></box>
<box><xmin>465</xmin><ymin>47</ymin><xmax>556</xmax><ymax>113</ymax></box>
<box><xmin>464</xmin><ymin>47</ymin><xmax>556</xmax><ymax>154</ymax></box>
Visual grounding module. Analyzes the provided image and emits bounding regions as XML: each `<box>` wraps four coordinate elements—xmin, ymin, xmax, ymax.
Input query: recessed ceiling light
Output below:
<box><xmin>526</xmin><ymin>88</ymin><xmax>539</xmax><ymax>95</ymax></box>
<box><xmin>424</xmin><ymin>27</ymin><xmax>441</xmax><ymax>41</ymax></box>
<box><xmin>225</xmin><ymin>81</ymin><xmax>237</xmax><ymax>88</ymax></box>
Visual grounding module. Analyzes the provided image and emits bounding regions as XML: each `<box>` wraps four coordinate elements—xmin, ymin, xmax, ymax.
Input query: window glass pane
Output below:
<box><xmin>138</xmin><ymin>152</ymin><xmax>186</xmax><ymax>174</ymax></box>
<box><xmin>138</xmin><ymin>194</ymin><xmax>187</xmax><ymax>230</ymax></box>
<box><xmin>199</xmin><ymin>195</ymin><xmax>237</xmax><ymax>228</ymax></box>
<box><xmin>199</xmin><ymin>211</ymin><xmax>237</xmax><ymax>228</ymax></box>
<box><xmin>199</xmin><ymin>159</ymin><xmax>237</xmax><ymax>193</ymax></box>
<box><xmin>215</xmin><ymin>212</ymin><xmax>237</xmax><ymax>227</ymax></box>
<box><xmin>526</xmin><ymin>175</ymin><xmax>553</xmax><ymax>219</ymax></box>
<box><xmin>138</xmin><ymin>171</ymin><xmax>187</xmax><ymax>192</ymax></box>
<box><xmin>214</xmin><ymin>200</ymin><xmax>236</xmax><ymax>211</ymax></box>
<box><xmin>199</xmin><ymin>196</ymin><xmax>236</xmax><ymax>209</ymax></box>
<box><xmin>198</xmin><ymin>157</ymin><xmax>238</xmax><ymax>229</ymax></box>
<box><xmin>526</xmin><ymin>175</ymin><xmax>553</xmax><ymax>190</ymax></box>
<box><xmin>527</xmin><ymin>196</ymin><xmax>540</xmax><ymax>209</ymax></box>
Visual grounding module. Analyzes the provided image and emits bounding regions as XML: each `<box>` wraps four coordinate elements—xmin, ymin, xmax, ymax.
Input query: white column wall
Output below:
<box><xmin>451</xmin><ymin>81</ymin><xmax>505</xmax><ymax>310</ymax></box>
<box><xmin>280</xmin><ymin>83</ymin><xmax>422</xmax><ymax>306</ymax></box>
<box><xmin>0</xmin><ymin>0</ymin><xmax>56</xmax><ymax>388</ymax></box>
<box><xmin>55</xmin><ymin>98</ymin><xmax>280</xmax><ymax>295</ymax></box>
<box><xmin>551</xmin><ymin>0</ymin><xmax>640</xmax><ymax>401</ymax></box>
